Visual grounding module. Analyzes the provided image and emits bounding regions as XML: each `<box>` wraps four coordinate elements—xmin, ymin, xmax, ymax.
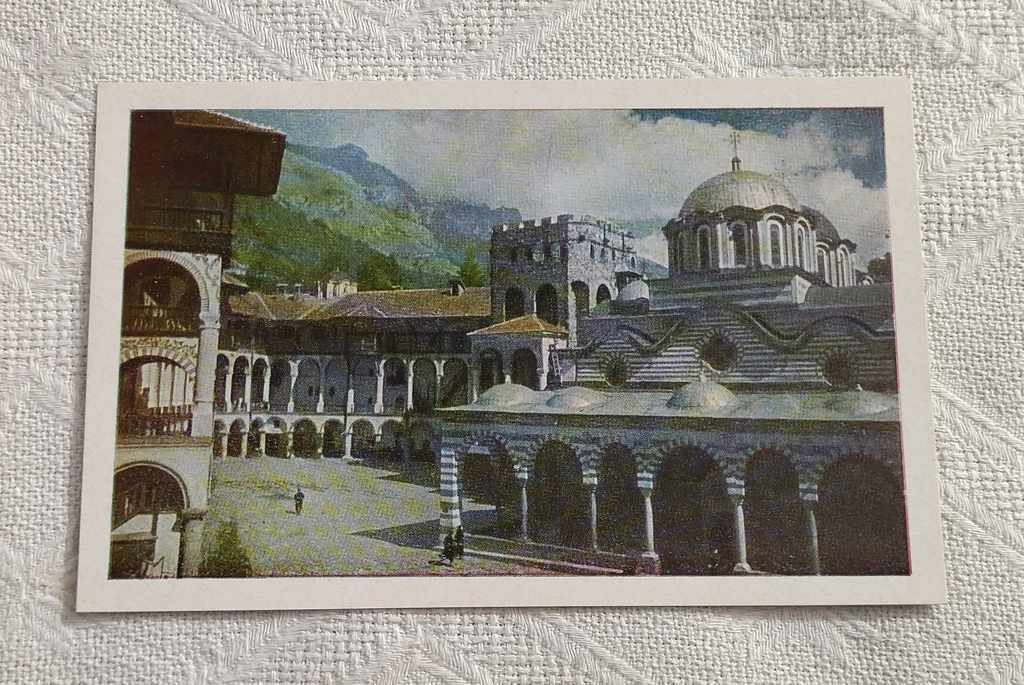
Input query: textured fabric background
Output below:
<box><xmin>1</xmin><ymin>0</ymin><xmax>1022</xmax><ymax>682</ymax></box>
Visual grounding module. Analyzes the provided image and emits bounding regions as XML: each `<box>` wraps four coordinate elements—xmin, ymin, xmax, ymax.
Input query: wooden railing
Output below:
<box><xmin>122</xmin><ymin>305</ymin><xmax>198</xmax><ymax>336</ymax></box>
<box><xmin>117</xmin><ymin>406</ymin><xmax>193</xmax><ymax>438</ymax></box>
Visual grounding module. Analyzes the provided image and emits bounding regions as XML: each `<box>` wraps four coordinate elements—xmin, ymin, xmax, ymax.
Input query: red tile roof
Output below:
<box><xmin>468</xmin><ymin>314</ymin><xmax>568</xmax><ymax>337</ymax></box>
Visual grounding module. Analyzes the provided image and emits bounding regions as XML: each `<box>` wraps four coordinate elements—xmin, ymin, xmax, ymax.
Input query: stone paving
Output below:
<box><xmin>205</xmin><ymin>456</ymin><xmax>554</xmax><ymax>576</ymax></box>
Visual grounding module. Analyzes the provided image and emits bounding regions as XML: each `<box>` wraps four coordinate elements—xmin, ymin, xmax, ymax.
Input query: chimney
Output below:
<box><xmin>449</xmin><ymin>279</ymin><xmax>465</xmax><ymax>296</ymax></box>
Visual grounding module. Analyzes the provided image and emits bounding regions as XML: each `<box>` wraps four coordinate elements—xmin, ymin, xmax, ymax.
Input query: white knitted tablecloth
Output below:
<box><xmin>2</xmin><ymin>1</ymin><xmax>1022</xmax><ymax>682</ymax></box>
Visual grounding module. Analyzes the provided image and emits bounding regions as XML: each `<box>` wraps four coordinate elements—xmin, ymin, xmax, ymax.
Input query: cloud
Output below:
<box><xmin>231</xmin><ymin>108</ymin><xmax>892</xmax><ymax>261</ymax></box>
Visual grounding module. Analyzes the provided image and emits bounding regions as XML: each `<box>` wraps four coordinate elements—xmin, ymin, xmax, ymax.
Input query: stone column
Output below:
<box><xmin>346</xmin><ymin>387</ymin><xmax>355</xmax><ymax>414</ymax></box>
<box><xmin>587</xmin><ymin>482</ymin><xmax>598</xmax><ymax>551</ymax></box>
<box><xmin>192</xmin><ymin>317</ymin><xmax>220</xmax><ymax>437</ymax></box>
<box><xmin>215</xmin><ymin>430</ymin><xmax>227</xmax><ymax>458</ymax></box>
<box><xmin>286</xmin><ymin>361</ymin><xmax>298</xmax><ymax>413</ymax></box>
<box><xmin>637</xmin><ymin>480</ymin><xmax>660</xmax><ymax>574</ymax></box>
<box><xmin>469</xmin><ymin>363</ymin><xmax>480</xmax><ymax>402</ymax></box>
<box><xmin>518</xmin><ymin>475</ymin><xmax>530</xmax><ymax>541</ymax></box>
<box><xmin>536</xmin><ymin>366</ymin><xmax>548</xmax><ymax>391</ymax></box>
<box><xmin>641</xmin><ymin>487</ymin><xmax>655</xmax><ymax>554</ymax></box>
<box><xmin>224</xmin><ymin>365</ymin><xmax>234</xmax><ymax>411</ymax></box>
<box><xmin>285</xmin><ymin>431</ymin><xmax>294</xmax><ymax>459</ymax></box>
<box><xmin>805</xmin><ymin>501</ymin><xmax>821</xmax><ymax>575</ymax></box>
<box><xmin>315</xmin><ymin>425</ymin><xmax>324</xmax><ymax>458</ymax></box>
<box><xmin>433</xmin><ymin>359</ymin><xmax>443</xmax><ymax>409</ymax></box>
<box><xmin>731</xmin><ymin>495</ymin><xmax>752</xmax><ymax>573</ymax></box>
<box><xmin>438</xmin><ymin>446</ymin><xmax>462</xmax><ymax>545</ymax></box>
<box><xmin>405</xmin><ymin>359</ymin><xmax>415</xmax><ymax>411</ymax></box>
<box><xmin>343</xmin><ymin>430</ymin><xmax>353</xmax><ymax>460</ymax></box>
<box><xmin>243</xmin><ymin>364</ymin><xmax>253</xmax><ymax>412</ymax></box>
<box><xmin>178</xmin><ymin>508</ymin><xmax>207</xmax><ymax>577</ymax></box>
<box><xmin>258</xmin><ymin>430</ymin><xmax>267</xmax><ymax>455</ymax></box>
<box><xmin>262</xmin><ymin>363</ymin><xmax>271</xmax><ymax>405</ymax></box>
<box><xmin>239</xmin><ymin>430</ymin><xmax>249</xmax><ymax>458</ymax></box>
<box><xmin>374</xmin><ymin>360</ymin><xmax>385</xmax><ymax>414</ymax></box>
<box><xmin>316</xmin><ymin>360</ymin><xmax>326</xmax><ymax>413</ymax></box>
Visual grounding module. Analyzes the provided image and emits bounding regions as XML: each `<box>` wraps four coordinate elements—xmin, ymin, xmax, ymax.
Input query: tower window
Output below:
<box><xmin>730</xmin><ymin>224</ymin><xmax>748</xmax><ymax>267</ymax></box>
<box><xmin>699</xmin><ymin>332</ymin><xmax>739</xmax><ymax>372</ymax></box>
<box><xmin>697</xmin><ymin>227</ymin><xmax>711</xmax><ymax>270</ymax></box>
<box><xmin>770</xmin><ymin>224</ymin><xmax>782</xmax><ymax>266</ymax></box>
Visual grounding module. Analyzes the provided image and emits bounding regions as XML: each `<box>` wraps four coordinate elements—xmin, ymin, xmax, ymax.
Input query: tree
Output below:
<box><xmin>357</xmin><ymin>253</ymin><xmax>402</xmax><ymax>291</ymax></box>
<box><xmin>200</xmin><ymin>521</ymin><xmax>252</xmax><ymax>578</ymax></box>
<box><xmin>867</xmin><ymin>252</ymin><xmax>892</xmax><ymax>283</ymax></box>
<box><xmin>458</xmin><ymin>246</ymin><xmax>485</xmax><ymax>287</ymax></box>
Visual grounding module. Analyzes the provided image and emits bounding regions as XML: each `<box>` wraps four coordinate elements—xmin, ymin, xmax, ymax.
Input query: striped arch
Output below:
<box><xmin>742</xmin><ymin>445</ymin><xmax>816</xmax><ymax>501</ymax></box>
<box><xmin>805</xmin><ymin>451</ymin><xmax>903</xmax><ymax>493</ymax></box>
<box><xmin>651</xmin><ymin>438</ymin><xmax>733</xmax><ymax>486</ymax></box>
<box><xmin>124</xmin><ymin>250</ymin><xmax>216</xmax><ymax>315</ymax></box>
<box><xmin>120</xmin><ymin>340</ymin><xmax>198</xmax><ymax>376</ymax></box>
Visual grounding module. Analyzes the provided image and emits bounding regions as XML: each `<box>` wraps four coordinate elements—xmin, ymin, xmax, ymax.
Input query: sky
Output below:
<box><xmin>228</xmin><ymin>108</ymin><xmax>890</xmax><ymax>263</ymax></box>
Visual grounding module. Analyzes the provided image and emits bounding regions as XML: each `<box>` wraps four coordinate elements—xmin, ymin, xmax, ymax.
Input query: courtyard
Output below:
<box><xmin>204</xmin><ymin>456</ymin><xmax>554</xmax><ymax>577</ymax></box>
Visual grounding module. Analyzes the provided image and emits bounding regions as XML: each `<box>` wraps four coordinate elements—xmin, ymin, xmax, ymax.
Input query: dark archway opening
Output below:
<box><xmin>504</xmin><ymin>287</ymin><xmax>525</xmax><ymax>320</ymax></box>
<box><xmin>746</xmin><ymin>450</ymin><xmax>807</xmax><ymax>574</ymax></box>
<box><xmin>535</xmin><ymin>284</ymin><xmax>559</xmax><ymax>326</ymax></box>
<box><xmin>511</xmin><ymin>349</ymin><xmax>538</xmax><ymax>389</ymax></box>
<box><xmin>527</xmin><ymin>442</ymin><xmax>588</xmax><ymax>548</ymax></box>
<box><xmin>818</xmin><ymin>457</ymin><xmax>909</xmax><ymax>575</ymax></box>
<box><xmin>597</xmin><ymin>445</ymin><xmax>644</xmax><ymax>552</ymax></box>
<box><xmin>653</xmin><ymin>449</ymin><xmax>733</xmax><ymax>574</ymax></box>
<box><xmin>478</xmin><ymin>350</ymin><xmax>503</xmax><ymax>392</ymax></box>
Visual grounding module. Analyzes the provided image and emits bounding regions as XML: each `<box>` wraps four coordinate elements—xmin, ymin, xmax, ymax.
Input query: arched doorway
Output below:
<box><xmin>324</xmin><ymin>358</ymin><xmax>350</xmax><ymax>412</ymax></box>
<box><xmin>110</xmin><ymin>464</ymin><xmax>187</xmax><ymax>578</ymax></box>
<box><xmin>292</xmin><ymin>419</ymin><xmax>318</xmax><ymax>458</ymax></box>
<box><xmin>269</xmin><ymin>360</ymin><xmax>292</xmax><ymax>412</ymax></box>
<box><xmin>351</xmin><ymin>359</ymin><xmax>377</xmax><ymax>414</ymax></box>
<box><xmin>511</xmin><ymin>349</ymin><xmax>538</xmax><ymax>389</ymax></box>
<box><xmin>597</xmin><ymin>444</ymin><xmax>643</xmax><ymax>552</ymax></box>
<box><xmin>213</xmin><ymin>420</ymin><xmax>226</xmax><ymax>457</ymax></box>
<box><xmin>121</xmin><ymin>259</ymin><xmax>200</xmax><ymax>337</ymax></box>
<box><xmin>351</xmin><ymin>420</ymin><xmax>375</xmax><ymax>459</ymax></box>
<box><xmin>251</xmin><ymin>359</ymin><xmax>268</xmax><ymax>410</ymax></box>
<box><xmin>265</xmin><ymin>418</ymin><xmax>289</xmax><ymax>457</ymax></box>
<box><xmin>535</xmin><ymin>284</ymin><xmax>559</xmax><ymax>326</ymax></box>
<box><xmin>478</xmin><ymin>349</ymin><xmax>503</xmax><ymax>392</ymax></box>
<box><xmin>571</xmin><ymin>281</ymin><xmax>590</xmax><ymax>321</ymax></box>
<box><xmin>323</xmin><ymin>420</ymin><xmax>345</xmax><ymax>458</ymax></box>
<box><xmin>411</xmin><ymin>359</ymin><xmax>437</xmax><ymax>413</ymax></box>
<box><xmin>250</xmin><ymin>418</ymin><xmax>265</xmax><ymax>456</ymax></box>
<box><xmin>293</xmin><ymin>359</ymin><xmax>320</xmax><ymax>412</ymax></box>
<box><xmin>504</xmin><ymin>287</ymin><xmax>525</xmax><ymax>320</ymax></box>
<box><xmin>230</xmin><ymin>357</ymin><xmax>249</xmax><ymax>411</ymax></box>
<box><xmin>439</xmin><ymin>359</ymin><xmax>469</xmax><ymax>407</ymax></box>
<box><xmin>382</xmin><ymin>358</ymin><xmax>407</xmax><ymax>414</ymax></box>
<box><xmin>214</xmin><ymin>355</ymin><xmax>230</xmax><ymax>411</ymax></box>
<box><xmin>227</xmin><ymin>419</ymin><xmax>246</xmax><ymax>457</ymax></box>
<box><xmin>745</xmin><ymin>450</ymin><xmax>807</xmax><ymax>573</ymax></box>
<box><xmin>818</xmin><ymin>457</ymin><xmax>908</xmax><ymax>575</ymax></box>
<box><xmin>407</xmin><ymin>421</ymin><xmax>435</xmax><ymax>462</ymax></box>
<box><xmin>653</xmin><ymin>448</ymin><xmax>733</xmax><ymax>574</ymax></box>
<box><xmin>527</xmin><ymin>441</ymin><xmax>588</xmax><ymax>548</ymax></box>
<box><xmin>379</xmin><ymin>420</ymin><xmax>403</xmax><ymax>460</ymax></box>
<box><xmin>118</xmin><ymin>356</ymin><xmax>193</xmax><ymax>437</ymax></box>
<box><xmin>596</xmin><ymin>284</ymin><xmax>612</xmax><ymax>305</ymax></box>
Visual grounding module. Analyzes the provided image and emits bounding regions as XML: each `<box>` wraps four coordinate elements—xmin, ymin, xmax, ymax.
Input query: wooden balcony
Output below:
<box><xmin>126</xmin><ymin>205</ymin><xmax>232</xmax><ymax>255</ymax></box>
<box><xmin>121</xmin><ymin>305</ymin><xmax>198</xmax><ymax>337</ymax></box>
<box><xmin>117</xmin><ymin>407</ymin><xmax>193</xmax><ymax>439</ymax></box>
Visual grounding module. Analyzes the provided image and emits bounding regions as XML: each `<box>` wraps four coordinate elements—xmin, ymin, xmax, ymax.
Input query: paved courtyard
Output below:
<box><xmin>205</xmin><ymin>456</ymin><xmax>553</xmax><ymax>576</ymax></box>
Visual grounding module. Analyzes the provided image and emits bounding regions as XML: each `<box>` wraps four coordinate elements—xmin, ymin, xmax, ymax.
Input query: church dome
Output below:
<box><xmin>666</xmin><ymin>379</ymin><xmax>737</xmax><ymax>410</ymax></box>
<box><xmin>803</xmin><ymin>206</ymin><xmax>840</xmax><ymax>244</ymax></box>
<box><xmin>680</xmin><ymin>170</ymin><xmax>799</xmax><ymax>217</ymax></box>
<box><xmin>474</xmin><ymin>383</ymin><xmax>537</xmax><ymax>408</ymax></box>
<box><xmin>615</xmin><ymin>279</ymin><xmax>650</xmax><ymax>302</ymax></box>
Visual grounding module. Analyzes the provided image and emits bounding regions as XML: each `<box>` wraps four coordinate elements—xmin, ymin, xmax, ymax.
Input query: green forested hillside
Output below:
<box><xmin>232</xmin><ymin>150</ymin><xmax>487</xmax><ymax>291</ymax></box>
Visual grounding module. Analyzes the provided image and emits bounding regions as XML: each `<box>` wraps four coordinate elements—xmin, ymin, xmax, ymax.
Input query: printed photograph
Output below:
<box><xmin>109</xmin><ymin>103</ymin><xmax>910</xmax><ymax>581</ymax></box>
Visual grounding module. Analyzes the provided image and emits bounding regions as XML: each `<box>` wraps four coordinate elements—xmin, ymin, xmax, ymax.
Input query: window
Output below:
<box><xmin>770</xmin><ymin>224</ymin><xmax>782</xmax><ymax>266</ymax></box>
<box><xmin>697</xmin><ymin>227</ymin><xmax>711</xmax><ymax>270</ymax></box>
<box><xmin>699</xmin><ymin>332</ymin><xmax>739</xmax><ymax>372</ymax></box>
<box><xmin>599</xmin><ymin>353</ymin><xmax>631</xmax><ymax>387</ymax></box>
<box><xmin>730</xmin><ymin>224</ymin><xmax>747</xmax><ymax>267</ymax></box>
<box><xmin>796</xmin><ymin>227</ymin><xmax>806</xmax><ymax>269</ymax></box>
<box><xmin>590</xmin><ymin>244</ymin><xmax>596</xmax><ymax>259</ymax></box>
<box><xmin>822</xmin><ymin>351</ymin><xmax>853</xmax><ymax>388</ymax></box>
<box><xmin>816</xmin><ymin>248</ymin><xmax>827</xmax><ymax>280</ymax></box>
<box><xmin>560</xmin><ymin>243</ymin><xmax>568</xmax><ymax>261</ymax></box>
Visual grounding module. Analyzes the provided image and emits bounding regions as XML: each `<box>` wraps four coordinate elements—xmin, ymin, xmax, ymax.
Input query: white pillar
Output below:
<box><xmin>316</xmin><ymin>360</ymin><xmax>326</xmax><ymax>413</ymax></box>
<box><xmin>732</xmin><ymin>495</ymin><xmax>752</xmax><ymax>573</ymax></box>
<box><xmin>641</xmin><ymin>487</ymin><xmax>655</xmax><ymax>555</ymax></box>
<box><xmin>805</xmin><ymin>501</ymin><xmax>821</xmax><ymax>575</ymax></box>
<box><xmin>258</xmin><ymin>430</ymin><xmax>266</xmax><ymax>455</ymax></box>
<box><xmin>287</xmin><ymin>362</ymin><xmax>297</xmax><ymax>413</ymax></box>
<box><xmin>261</xmin><ymin>363</ymin><xmax>271</xmax><ymax>405</ymax></box>
<box><xmin>243</xmin><ymin>364</ymin><xmax>252</xmax><ymax>411</ymax></box>
<box><xmin>239</xmin><ymin>430</ymin><xmax>249</xmax><ymax>458</ymax></box>
<box><xmin>374</xmin><ymin>360</ymin><xmax>385</xmax><ymax>414</ymax></box>
<box><xmin>192</xmin><ymin>318</ymin><xmax>220</xmax><ymax>437</ymax></box>
<box><xmin>178</xmin><ymin>509</ymin><xmax>206</xmax><ymax>577</ymax></box>
<box><xmin>224</xmin><ymin>365</ymin><xmax>234</xmax><ymax>411</ymax></box>
<box><xmin>346</xmin><ymin>387</ymin><xmax>355</xmax><ymax>414</ymax></box>
<box><xmin>470</xmin><ymin>364</ymin><xmax>480</xmax><ymax>402</ymax></box>
<box><xmin>588</xmin><ymin>483</ymin><xmax>598</xmax><ymax>551</ymax></box>
<box><xmin>343</xmin><ymin>430</ymin><xmax>353</xmax><ymax>459</ymax></box>
<box><xmin>405</xmin><ymin>359</ymin><xmax>415</xmax><ymax>411</ymax></box>
<box><xmin>519</xmin><ymin>478</ymin><xmax>529</xmax><ymax>541</ymax></box>
<box><xmin>433</xmin><ymin>359</ymin><xmax>443</xmax><ymax>408</ymax></box>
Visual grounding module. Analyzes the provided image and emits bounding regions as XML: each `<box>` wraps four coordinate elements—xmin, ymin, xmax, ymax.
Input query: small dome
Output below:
<box><xmin>822</xmin><ymin>390</ymin><xmax>896</xmax><ymax>416</ymax></box>
<box><xmin>616</xmin><ymin>279</ymin><xmax>650</xmax><ymax>302</ymax></box>
<box><xmin>546</xmin><ymin>386</ymin><xmax>605</xmax><ymax>410</ymax></box>
<box><xmin>474</xmin><ymin>383</ymin><xmax>537</xmax><ymax>407</ymax></box>
<box><xmin>681</xmin><ymin>170</ymin><xmax>798</xmax><ymax>217</ymax></box>
<box><xmin>803</xmin><ymin>206</ymin><xmax>840</xmax><ymax>244</ymax></box>
<box><xmin>666</xmin><ymin>380</ymin><xmax>736</xmax><ymax>410</ymax></box>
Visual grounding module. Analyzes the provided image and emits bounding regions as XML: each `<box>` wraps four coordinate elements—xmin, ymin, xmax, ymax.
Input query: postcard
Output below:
<box><xmin>76</xmin><ymin>78</ymin><xmax>945</xmax><ymax>611</ymax></box>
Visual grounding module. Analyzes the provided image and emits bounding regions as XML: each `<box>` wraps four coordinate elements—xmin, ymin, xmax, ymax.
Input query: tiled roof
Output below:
<box><xmin>468</xmin><ymin>314</ymin><xmax>568</xmax><ymax>337</ymax></box>
<box><xmin>172</xmin><ymin>110</ymin><xmax>284</xmax><ymax>137</ymax></box>
<box><xmin>228</xmin><ymin>287</ymin><xmax>491</xmax><ymax>321</ymax></box>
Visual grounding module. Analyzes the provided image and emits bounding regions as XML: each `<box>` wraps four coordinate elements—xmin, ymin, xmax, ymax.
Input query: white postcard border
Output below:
<box><xmin>76</xmin><ymin>78</ymin><xmax>945</xmax><ymax>612</ymax></box>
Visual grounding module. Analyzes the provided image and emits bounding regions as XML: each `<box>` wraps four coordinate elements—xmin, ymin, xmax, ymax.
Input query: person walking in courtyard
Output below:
<box><xmin>294</xmin><ymin>486</ymin><xmax>304</xmax><ymax>515</ymax></box>
<box><xmin>454</xmin><ymin>526</ymin><xmax>465</xmax><ymax>560</ymax></box>
<box><xmin>441</xmin><ymin>531</ymin><xmax>456</xmax><ymax>567</ymax></box>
